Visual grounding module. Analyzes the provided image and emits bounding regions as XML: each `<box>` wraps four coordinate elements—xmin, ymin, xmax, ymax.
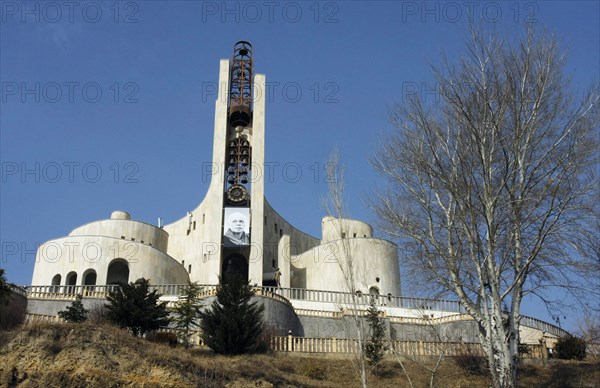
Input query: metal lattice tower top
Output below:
<box><xmin>229</xmin><ymin>41</ymin><xmax>253</xmax><ymax>128</ymax></box>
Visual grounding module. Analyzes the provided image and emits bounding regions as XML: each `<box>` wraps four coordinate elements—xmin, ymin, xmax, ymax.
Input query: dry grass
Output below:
<box><xmin>1</xmin><ymin>322</ymin><xmax>598</xmax><ymax>387</ymax></box>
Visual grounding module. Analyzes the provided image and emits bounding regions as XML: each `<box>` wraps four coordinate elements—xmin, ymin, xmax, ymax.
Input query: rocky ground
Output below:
<box><xmin>0</xmin><ymin>323</ymin><xmax>598</xmax><ymax>387</ymax></box>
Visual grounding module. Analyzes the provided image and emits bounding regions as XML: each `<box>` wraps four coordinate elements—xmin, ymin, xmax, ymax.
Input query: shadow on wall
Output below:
<box><xmin>290</xmin><ymin>266</ymin><xmax>306</xmax><ymax>289</ymax></box>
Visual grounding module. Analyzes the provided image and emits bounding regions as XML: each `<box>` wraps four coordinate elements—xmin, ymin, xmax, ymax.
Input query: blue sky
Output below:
<box><xmin>1</xmin><ymin>1</ymin><xmax>598</xmax><ymax>330</ymax></box>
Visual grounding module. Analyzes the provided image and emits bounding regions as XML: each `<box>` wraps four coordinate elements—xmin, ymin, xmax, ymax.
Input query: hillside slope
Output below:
<box><xmin>0</xmin><ymin>323</ymin><xmax>317</xmax><ymax>387</ymax></box>
<box><xmin>1</xmin><ymin>323</ymin><xmax>598</xmax><ymax>387</ymax></box>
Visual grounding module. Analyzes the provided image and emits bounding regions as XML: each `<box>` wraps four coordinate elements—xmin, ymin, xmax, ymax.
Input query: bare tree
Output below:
<box><xmin>387</xmin><ymin>307</ymin><xmax>460</xmax><ymax>388</ymax></box>
<box><xmin>323</xmin><ymin>148</ymin><xmax>369</xmax><ymax>388</ymax></box>
<box><xmin>576</xmin><ymin>312</ymin><xmax>600</xmax><ymax>361</ymax></box>
<box><xmin>371</xmin><ymin>26</ymin><xmax>599</xmax><ymax>388</ymax></box>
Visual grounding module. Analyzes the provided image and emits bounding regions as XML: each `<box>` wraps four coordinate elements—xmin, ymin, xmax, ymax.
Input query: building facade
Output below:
<box><xmin>31</xmin><ymin>41</ymin><xmax>401</xmax><ymax>299</ymax></box>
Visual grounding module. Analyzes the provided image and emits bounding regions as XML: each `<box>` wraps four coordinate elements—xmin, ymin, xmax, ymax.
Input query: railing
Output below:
<box><xmin>8</xmin><ymin>284</ymin><xmax>28</xmax><ymax>297</ymax></box>
<box><xmin>261</xmin><ymin>286</ymin><xmax>465</xmax><ymax>313</ymax></box>
<box><xmin>25</xmin><ymin>284</ymin><xmax>291</xmax><ymax>307</ymax></box>
<box><xmin>270</xmin><ymin>335</ymin><xmax>545</xmax><ymax>358</ymax></box>
<box><xmin>23</xmin><ymin>284</ymin><xmax>566</xmax><ymax>338</ymax></box>
<box><xmin>26</xmin><ymin>285</ymin><xmax>122</xmax><ymax>300</ymax></box>
<box><xmin>251</xmin><ymin>287</ymin><xmax>294</xmax><ymax>308</ymax></box>
<box><xmin>24</xmin><ymin>313</ymin><xmax>63</xmax><ymax>324</ymax></box>
<box><xmin>521</xmin><ymin>315</ymin><xmax>569</xmax><ymax>338</ymax></box>
<box><xmin>389</xmin><ymin>313</ymin><xmax>474</xmax><ymax>325</ymax></box>
<box><xmin>22</xmin><ymin>314</ymin><xmax>547</xmax><ymax>359</ymax></box>
<box><xmin>23</xmin><ymin>284</ymin><xmax>469</xmax><ymax>314</ymax></box>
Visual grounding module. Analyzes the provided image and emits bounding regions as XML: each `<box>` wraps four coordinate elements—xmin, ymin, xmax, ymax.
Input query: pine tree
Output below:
<box><xmin>199</xmin><ymin>276</ymin><xmax>264</xmax><ymax>355</ymax></box>
<box><xmin>0</xmin><ymin>268</ymin><xmax>11</xmax><ymax>306</ymax></box>
<box><xmin>106</xmin><ymin>278</ymin><xmax>170</xmax><ymax>337</ymax></box>
<box><xmin>365</xmin><ymin>297</ymin><xmax>387</xmax><ymax>366</ymax></box>
<box><xmin>58</xmin><ymin>294</ymin><xmax>88</xmax><ymax>323</ymax></box>
<box><xmin>173</xmin><ymin>281</ymin><xmax>203</xmax><ymax>348</ymax></box>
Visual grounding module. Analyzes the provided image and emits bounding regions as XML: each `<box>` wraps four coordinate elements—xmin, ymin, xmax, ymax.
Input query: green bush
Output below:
<box><xmin>105</xmin><ymin>278</ymin><xmax>170</xmax><ymax>337</ymax></box>
<box><xmin>172</xmin><ymin>282</ymin><xmax>203</xmax><ymax>349</ymax></box>
<box><xmin>555</xmin><ymin>335</ymin><xmax>586</xmax><ymax>360</ymax></box>
<box><xmin>198</xmin><ymin>276</ymin><xmax>264</xmax><ymax>355</ymax></box>
<box><xmin>365</xmin><ymin>298</ymin><xmax>388</xmax><ymax>366</ymax></box>
<box><xmin>58</xmin><ymin>295</ymin><xmax>88</xmax><ymax>323</ymax></box>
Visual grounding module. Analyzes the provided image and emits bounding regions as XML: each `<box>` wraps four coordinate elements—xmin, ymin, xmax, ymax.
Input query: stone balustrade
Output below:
<box><xmin>22</xmin><ymin>284</ymin><xmax>568</xmax><ymax>338</ymax></box>
<box><xmin>22</xmin><ymin>313</ymin><xmax>547</xmax><ymax>359</ymax></box>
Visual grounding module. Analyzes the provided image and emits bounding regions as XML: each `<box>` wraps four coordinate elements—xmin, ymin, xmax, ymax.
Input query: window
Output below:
<box><xmin>66</xmin><ymin>271</ymin><xmax>77</xmax><ymax>294</ymax></box>
<box><xmin>83</xmin><ymin>270</ymin><xmax>97</xmax><ymax>285</ymax></box>
<box><xmin>272</xmin><ymin>259</ymin><xmax>276</xmax><ymax>268</ymax></box>
<box><xmin>353</xmin><ymin>233</ymin><xmax>357</xmax><ymax>238</ymax></box>
<box><xmin>106</xmin><ymin>259</ymin><xmax>129</xmax><ymax>285</ymax></box>
<box><xmin>51</xmin><ymin>274</ymin><xmax>61</xmax><ymax>293</ymax></box>
<box><xmin>131</xmin><ymin>237</ymin><xmax>135</xmax><ymax>241</ymax></box>
<box><xmin>121</xmin><ymin>236</ymin><xmax>125</xmax><ymax>239</ymax></box>
<box><xmin>369</xmin><ymin>287</ymin><xmax>380</xmax><ymax>301</ymax></box>
<box><xmin>202</xmin><ymin>213</ymin><xmax>206</xmax><ymax>224</ymax></box>
<box><xmin>83</xmin><ymin>270</ymin><xmax>97</xmax><ymax>293</ymax></box>
<box><xmin>279</xmin><ymin>229</ymin><xmax>282</xmax><ymax>237</ymax></box>
<box><xmin>274</xmin><ymin>223</ymin><xmax>278</xmax><ymax>233</ymax></box>
<box><xmin>188</xmin><ymin>264</ymin><xmax>192</xmax><ymax>273</ymax></box>
<box><xmin>342</xmin><ymin>232</ymin><xmax>346</xmax><ymax>238</ymax></box>
<box><xmin>193</xmin><ymin>221</ymin><xmax>196</xmax><ymax>230</ymax></box>
<box><xmin>51</xmin><ymin>274</ymin><xmax>61</xmax><ymax>285</ymax></box>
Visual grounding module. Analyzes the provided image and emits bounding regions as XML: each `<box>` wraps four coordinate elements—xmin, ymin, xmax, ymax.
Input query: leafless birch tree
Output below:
<box><xmin>371</xmin><ymin>26</ymin><xmax>599</xmax><ymax>388</ymax></box>
<box><xmin>324</xmin><ymin>148</ymin><xmax>369</xmax><ymax>388</ymax></box>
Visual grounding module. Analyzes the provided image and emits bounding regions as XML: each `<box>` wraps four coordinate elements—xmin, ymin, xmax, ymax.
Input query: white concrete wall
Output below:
<box><xmin>69</xmin><ymin>218</ymin><xmax>168</xmax><ymax>253</ymax></box>
<box><xmin>32</xmin><ymin>234</ymin><xmax>189</xmax><ymax>286</ymax></box>
<box><xmin>288</xmin><ymin>217</ymin><xmax>400</xmax><ymax>296</ymax></box>
<box><xmin>162</xmin><ymin>59</ymin><xmax>230</xmax><ymax>285</ymax></box>
<box><xmin>263</xmin><ymin>199</ymin><xmax>320</xmax><ymax>286</ymax></box>
<box><xmin>249</xmin><ymin>73</ymin><xmax>266</xmax><ymax>286</ymax></box>
<box><xmin>321</xmin><ymin>216</ymin><xmax>373</xmax><ymax>242</ymax></box>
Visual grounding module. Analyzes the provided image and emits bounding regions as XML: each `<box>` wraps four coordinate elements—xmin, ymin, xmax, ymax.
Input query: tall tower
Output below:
<box><xmin>217</xmin><ymin>41</ymin><xmax>267</xmax><ymax>286</ymax></box>
<box><xmin>221</xmin><ymin>41</ymin><xmax>255</xmax><ymax>282</ymax></box>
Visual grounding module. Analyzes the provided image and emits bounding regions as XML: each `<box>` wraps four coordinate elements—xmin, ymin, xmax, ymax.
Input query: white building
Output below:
<box><xmin>27</xmin><ymin>42</ymin><xmax>567</xmax><ymax>347</ymax></box>
<box><xmin>31</xmin><ymin>41</ymin><xmax>401</xmax><ymax>299</ymax></box>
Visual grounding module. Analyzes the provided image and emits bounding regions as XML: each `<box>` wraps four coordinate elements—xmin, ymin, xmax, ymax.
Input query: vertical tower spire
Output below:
<box><xmin>228</xmin><ymin>41</ymin><xmax>253</xmax><ymax>128</ymax></box>
<box><xmin>225</xmin><ymin>41</ymin><xmax>254</xmax><ymax>205</ymax></box>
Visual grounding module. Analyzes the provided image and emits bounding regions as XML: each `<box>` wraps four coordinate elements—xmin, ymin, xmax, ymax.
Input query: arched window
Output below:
<box><xmin>66</xmin><ymin>271</ymin><xmax>77</xmax><ymax>294</ymax></box>
<box><xmin>51</xmin><ymin>274</ymin><xmax>61</xmax><ymax>293</ymax></box>
<box><xmin>83</xmin><ymin>269</ymin><xmax>97</xmax><ymax>294</ymax></box>
<box><xmin>106</xmin><ymin>259</ymin><xmax>129</xmax><ymax>285</ymax></box>
<box><xmin>369</xmin><ymin>286</ymin><xmax>380</xmax><ymax>303</ymax></box>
